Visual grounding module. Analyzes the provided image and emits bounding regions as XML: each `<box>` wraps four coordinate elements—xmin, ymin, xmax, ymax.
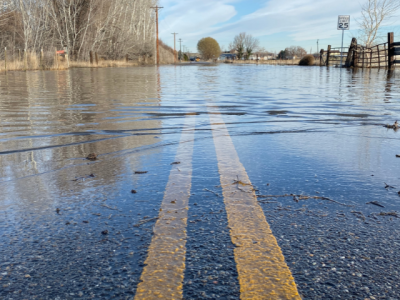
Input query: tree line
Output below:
<box><xmin>197</xmin><ymin>33</ymin><xmax>270</xmax><ymax>61</ymax></box>
<box><xmin>0</xmin><ymin>0</ymin><xmax>158</xmax><ymax>60</ymax></box>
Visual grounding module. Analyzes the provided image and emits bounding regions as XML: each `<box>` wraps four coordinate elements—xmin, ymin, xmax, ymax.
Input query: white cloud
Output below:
<box><xmin>159</xmin><ymin>0</ymin><xmax>400</xmax><ymax>51</ymax></box>
<box><xmin>210</xmin><ymin>0</ymin><xmax>361</xmax><ymax>40</ymax></box>
<box><xmin>159</xmin><ymin>0</ymin><xmax>237</xmax><ymax>41</ymax></box>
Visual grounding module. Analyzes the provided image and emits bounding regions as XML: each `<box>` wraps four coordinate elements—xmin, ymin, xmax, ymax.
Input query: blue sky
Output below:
<box><xmin>159</xmin><ymin>0</ymin><xmax>400</xmax><ymax>54</ymax></box>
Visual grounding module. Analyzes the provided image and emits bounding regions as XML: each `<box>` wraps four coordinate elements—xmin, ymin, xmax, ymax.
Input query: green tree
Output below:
<box><xmin>237</xmin><ymin>44</ymin><xmax>245</xmax><ymax>60</ymax></box>
<box><xmin>230</xmin><ymin>33</ymin><xmax>245</xmax><ymax>60</ymax></box>
<box><xmin>244</xmin><ymin>34</ymin><xmax>259</xmax><ymax>60</ymax></box>
<box><xmin>197</xmin><ymin>37</ymin><xmax>221</xmax><ymax>60</ymax></box>
<box><xmin>278</xmin><ymin>50</ymin><xmax>286</xmax><ymax>59</ymax></box>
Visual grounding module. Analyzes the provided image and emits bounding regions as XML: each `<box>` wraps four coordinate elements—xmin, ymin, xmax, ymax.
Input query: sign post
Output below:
<box><xmin>337</xmin><ymin>15</ymin><xmax>350</xmax><ymax>67</ymax></box>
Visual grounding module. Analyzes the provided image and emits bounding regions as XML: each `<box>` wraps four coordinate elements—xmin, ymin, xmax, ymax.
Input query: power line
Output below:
<box><xmin>151</xmin><ymin>6</ymin><xmax>163</xmax><ymax>65</ymax></box>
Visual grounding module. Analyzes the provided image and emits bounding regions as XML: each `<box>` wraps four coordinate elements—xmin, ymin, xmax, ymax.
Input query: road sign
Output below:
<box><xmin>338</xmin><ymin>15</ymin><xmax>350</xmax><ymax>67</ymax></box>
<box><xmin>338</xmin><ymin>15</ymin><xmax>350</xmax><ymax>30</ymax></box>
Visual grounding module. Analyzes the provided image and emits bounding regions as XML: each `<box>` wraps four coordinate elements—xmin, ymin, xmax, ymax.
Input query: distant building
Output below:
<box><xmin>330</xmin><ymin>50</ymin><xmax>341</xmax><ymax>56</ymax></box>
<box><xmin>252</xmin><ymin>53</ymin><xmax>276</xmax><ymax>60</ymax></box>
<box><xmin>219</xmin><ymin>53</ymin><xmax>237</xmax><ymax>60</ymax></box>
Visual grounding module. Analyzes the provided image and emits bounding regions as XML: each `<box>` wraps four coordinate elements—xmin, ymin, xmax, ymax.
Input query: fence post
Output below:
<box><xmin>369</xmin><ymin>48</ymin><xmax>372</xmax><ymax>67</ymax></box>
<box><xmin>126</xmin><ymin>54</ymin><xmax>129</xmax><ymax>63</ymax></box>
<box><xmin>65</xmin><ymin>48</ymin><xmax>70</xmax><ymax>68</ymax></box>
<box><xmin>362</xmin><ymin>48</ymin><xmax>365</xmax><ymax>68</ymax></box>
<box><xmin>345</xmin><ymin>38</ymin><xmax>357</xmax><ymax>67</ymax></box>
<box><xmin>377</xmin><ymin>45</ymin><xmax>381</xmax><ymax>68</ymax></box>
<box><xmin>319</xmin><ymin>49</ymin><xmax>324</xmax><ymax>66</ymax></box>
<box><xmin>352</xmin><ymin>49</ymin><xmax>358</xmax><ymax>68</ymax></box>
<box><xmin>54</xmin><ymin>47</ymin><xmax>58</xmax><ymax>70</ymax></box>
<box><xmin>326</xmin><ymin>45</ymin><xmax>331</xmax><ymax>66</ymax></box>
<box><xmin>24</xmin><ymin>49</ymin><xmax>27</xmax><ymax>71</ymax></box>
<box><xmin>40</xmin><ymin>48</ymin><xmax>43</xmax><ymax>69</ymax></box>
<box><xmin>95</xmin><ymin>52</ymin><xmax>99</xmax><ymax>65</ymax></box>
<box><xmin>89</xmin><ymin>51</ymin><xmax>93</xmax><ymax>65</ymax></box>
<box><xmin>4</xmin><ymin>47</ymin><xmax>7</xmax><ymax>72</ymax></box>
<box><xmin>18</xmin><ymin>49</ymin><xmax>21</xmax><ymax>62</ymax></box>
<box><xmin>388</xmin><ymin>32</ymin><xmax>394</xmax><ymax>70</ymax></box>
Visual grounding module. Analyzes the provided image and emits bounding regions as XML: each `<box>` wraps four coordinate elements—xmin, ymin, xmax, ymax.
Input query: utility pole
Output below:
<box><xmin>151</xmin><ymin>5</ymin><xmax>163</xmax><ymax>65</ymax></box>
<box><xmin>317</xmin><ymin>39</ymin><xmax>319</xmax><ymax>55</ymax></box>
<box><xmin>179</xmin><ymin>38</ymin><xmax>182</xmax><ymax>61</ymax></box>
<box><xmin>172</xmin><ymin>32</ymin><xmax>178</xmax><ymax>63</ymax></box>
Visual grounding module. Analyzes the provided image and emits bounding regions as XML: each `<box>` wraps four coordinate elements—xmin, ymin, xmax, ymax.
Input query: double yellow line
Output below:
<box><xmin>135</xmin><ymin>116</ymin><xmax>195</xmax><ymax>299</ymax></box>
<box><xmin>135</xmin><ymin>110</ymin><xmax>300</xmax><ymax>299</ymax></box>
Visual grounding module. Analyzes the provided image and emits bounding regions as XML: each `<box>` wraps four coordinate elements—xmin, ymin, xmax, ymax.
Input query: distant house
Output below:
<box><xmin>219</xmin><ymin>53</ymin><xmax>237</xmax><ymax>60</ymax></box>
<box><xmin>261</xmin><ymin>53</ymin><xmax>275</xmax><ymax>60</ymax></box>
<box><xmin>252</xmin><ymin>53</ymin><xmax>276</xmax><ymax>60</ymax></box>
<box><xmin>330</xmin><ymin>50</ymin><xmax>341</xmax><ymax>56</ymax></box>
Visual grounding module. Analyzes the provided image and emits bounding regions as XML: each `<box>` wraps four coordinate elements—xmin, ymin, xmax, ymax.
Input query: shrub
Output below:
<box><xmin>299</xmin><ymin>54</ymin><xmax>315</xmax><ymax>66</ymax></box>
<box><xmin>197</xmin><ymin>37</ymin><xmax>221</xmax><ymax>60</ymax></box>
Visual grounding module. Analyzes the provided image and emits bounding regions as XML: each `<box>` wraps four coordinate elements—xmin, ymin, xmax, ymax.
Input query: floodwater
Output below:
<box><xmin>0</xmin><ymin>65</ymin><xmax>400</xmax><ymax>299</ymax></box>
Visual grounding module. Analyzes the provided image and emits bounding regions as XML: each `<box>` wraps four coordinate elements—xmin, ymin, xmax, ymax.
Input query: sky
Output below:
<box><xmin>158</xmin><ymin>0</ymin><xmax>400</xmax><ymax>54</ymax></box>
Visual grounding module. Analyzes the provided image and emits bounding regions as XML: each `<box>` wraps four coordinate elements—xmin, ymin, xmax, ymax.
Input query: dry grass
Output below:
<box><xmin>226</xmin><ymin>58</ymin><xmax>322</xmax><ymax>66</ymax></box>
<box><xmin>0</xmin><ymin>52</ymin><xmax>68</xmax><ymax>71</ymax></box>
<box><xmin>70</xmin><ymin>60</ymin><xmax>138</xmax><ymax>68</ymax></box>
<box><xmin>229</xmin><ymin>59</ymin><xmax>301</xmax><ymax>65</ymax></box>
<box><xmin>159</xmin><ymin>40</ymin><xmax>175</xmax><ymax>64</ymax></box>
<box><xmin>0</xmin><ymin>51</ymin><xmax>155</xmax><ymax>73</ymax></box>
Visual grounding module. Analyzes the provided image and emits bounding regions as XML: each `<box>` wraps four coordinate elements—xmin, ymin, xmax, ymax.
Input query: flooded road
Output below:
<box><xmin>0</xmin><ymin>65</ymin><xmax>400</xmax><ymax>299</ymax></box>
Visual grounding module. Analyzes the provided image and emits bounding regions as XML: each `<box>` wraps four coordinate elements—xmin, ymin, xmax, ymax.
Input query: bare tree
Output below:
<box><xmin>244</xmin><ymin>34</ymin><xmax>259</xmax><ymax>59</ymax></box>
<box><xmin>0</xmin><ymin>0</ymin><xmax>158</xmax><ymax>60</ymax></box>
<box><xmin>229</xmin><ymin>32</ymin><xmax>245</xmax><ymax>60</ymax></box>
<box><xmin>284</xmin><ymin>46</ymin><xmax>307</xmax><ymax>59</ymax></box>
<box><xmin>230</xmin><ymin>32</ymin><xmax>260</xmax><ymax>60</ymax></box>
<box><xmin>358</xmin><ymin>0</ymin><xmax>400</xmax><ymax>47</ymax></box>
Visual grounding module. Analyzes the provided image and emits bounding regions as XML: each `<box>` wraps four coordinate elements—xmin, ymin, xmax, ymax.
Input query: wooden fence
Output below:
<box><xmin>320</xmin><ymin>32</ymin><xmax>399</xmax><ymax>70</ymax></box>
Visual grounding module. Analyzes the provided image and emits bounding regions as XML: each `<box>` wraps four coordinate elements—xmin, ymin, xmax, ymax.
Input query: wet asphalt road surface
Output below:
<box><xmin>0</xmin><ymin>65</ymin><xmax>400</xmax><ymax>299</ymax></box>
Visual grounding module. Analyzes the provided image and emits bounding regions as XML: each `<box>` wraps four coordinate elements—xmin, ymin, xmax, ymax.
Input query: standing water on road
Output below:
<box><xmin>0</xmin><ymin>65</ymin><xmax>399</xmax><ymax>299</ymax></box>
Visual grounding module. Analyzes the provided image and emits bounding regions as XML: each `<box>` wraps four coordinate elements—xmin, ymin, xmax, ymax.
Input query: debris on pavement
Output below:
<box><xmin>256</xmin><ymin>194</ymin><xmax>352</xmax><ymax>207</ymax></box>
<box><xmin>204</xmin><ymin>188</ymin><xmax>221</xmax><ymax>197</ymax></box>
<box><xmin>135</xmin><ymin>171</ymin><xmax>148</xmax><ymax>174</ymax></box>
<box><xmin>366</xmin><ymin>201</ymin><xmax>385</xmax><ymax>208</ymax></box>
<box><xmin>384</xmin><ymin>182</ymin><xmax>395</xmax><ymax>189</ymax></box>
<box><xmin>72</xmin><ymin>174</ymin><xmax>95</xmax><ymax>181</ymax></box>
<box><xmin>377</xmin><ymin>211</ymin><xmax>399</xmax><ymax>218</ymax></box>
<box><xmin>384</xmin><ymin>120</ymin><xmax>398</xmax><ymax>129</ymax></box>
<box><xmin>133</xmin><ymin>217</ymin><xmax>158</xmax><ymax>227</ymax></box>
<box><xmin>101</xmin><ymin>204</ymin><xmax>119</xmax><ymax>211</ymax></box>
<box><xmin>86</xmin><ymin>153</ymin><xmax>97</xmax><ymax>161</ymax></box>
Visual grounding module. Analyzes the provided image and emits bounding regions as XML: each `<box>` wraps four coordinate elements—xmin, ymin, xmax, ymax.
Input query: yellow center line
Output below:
<box><xmin>208</xmin><ymin>107</ymin><xmax>301</xmax><ymax>300</ymax></box>
<box><xmin>135</xmin><ymin>115</ymin><xmax>195</xmax><ymax>300</ymax></box>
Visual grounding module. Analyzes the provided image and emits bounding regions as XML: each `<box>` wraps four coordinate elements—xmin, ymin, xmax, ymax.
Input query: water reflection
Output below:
<box><xmin>0</xmin><ymin>65</ymin><xmax>399</xmax><ymax>212</ymax></box>
<box><xmin>0</xmin><ymin>67</ymin><xmax>163</xmax><ymax>214</ymax></box>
